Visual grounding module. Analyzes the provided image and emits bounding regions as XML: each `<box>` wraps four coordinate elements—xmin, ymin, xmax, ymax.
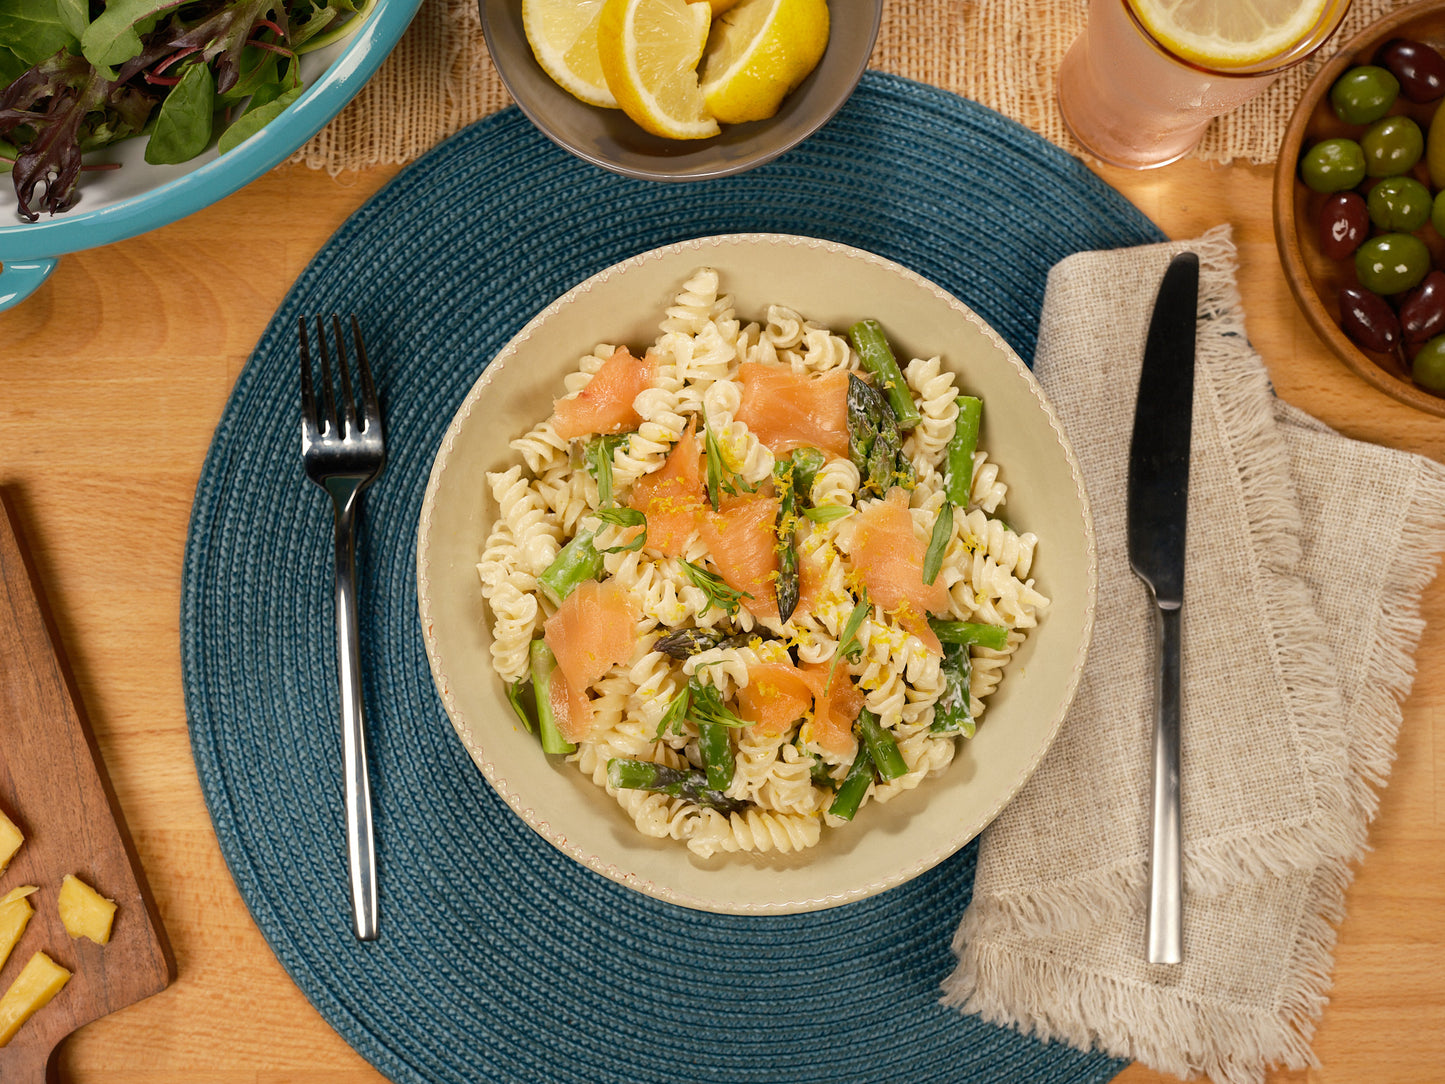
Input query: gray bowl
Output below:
<box><xmin>479</xmin><ymin>0</ymin><xmax>883</xmax><ymax>181</ymax></box>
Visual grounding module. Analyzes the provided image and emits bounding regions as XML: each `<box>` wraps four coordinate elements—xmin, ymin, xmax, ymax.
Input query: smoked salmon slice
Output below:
<box><xmin>799</xmin><ymin>662</ymin><xmax>866</xmax><ymax>759</ymax></box>
<box><xmin>627</xmin><ymin>418</ymin><xmax>706</xmax><ymax>556</ymax></box>
<box><xmin>552</xmin><ymin>346</ymin><xmax>653</xmax><ymax>441</ymax></box>
<box><xmin>700</xmin><ymin>490</ymin><xmax>780</xmax><ymax>617</ymax></box>
<box><xmin>852</xmin><ymin>487</ymin><xmax>949</xmax><ymax>654</ymax></box>
<box><xmin>737</xmin><ymin>661</ymin><xmax>815</xmax><ymax>734</ymax></box>
<box><xmin>733</xmin><ymin>363</ymin><xmax>850</xmax><ymax>460</ymax></box>
<box><xmin>734</xmin><ymin>657</ymin><xmax>865</xmax><ymax>761</ymax></box>
<box><xmin>542</xmin><ymin>580</ymin><xmax>640</xmax><ymax>741</ymax></box>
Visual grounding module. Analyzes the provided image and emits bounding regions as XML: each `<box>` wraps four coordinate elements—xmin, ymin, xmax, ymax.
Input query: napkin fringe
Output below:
<box><xmin>945</xmin><ymin>859</ymin><xmax>1354</xmax><ymax>1084</ymax></box>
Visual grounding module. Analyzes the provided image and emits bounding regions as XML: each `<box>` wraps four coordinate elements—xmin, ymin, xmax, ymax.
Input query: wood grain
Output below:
<box><xmin>0</xmin><ymin>493</ymin><xmax>175</xmax><ymax>1082</ymax></box>
<box><xmin>0</xmin><ymin>154</ymin><xmax>1439</xmax><ymax>1084</ymax></box>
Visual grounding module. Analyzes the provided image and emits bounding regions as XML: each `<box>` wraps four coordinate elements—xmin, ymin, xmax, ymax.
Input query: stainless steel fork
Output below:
<box><xmin>300</xmin><ymin>314</ymin><xmax>385</xmax><ymax>942</ymax></box>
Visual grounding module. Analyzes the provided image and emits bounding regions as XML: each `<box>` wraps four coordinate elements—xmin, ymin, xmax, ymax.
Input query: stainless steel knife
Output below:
<box><xmin>1127</xmin><ymin>251</ymin><xmax>1199</xmax><ymax>966</ymax></box>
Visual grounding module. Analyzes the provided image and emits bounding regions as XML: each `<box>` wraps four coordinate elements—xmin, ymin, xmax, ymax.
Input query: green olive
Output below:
<box><xmin>1411</xmin><ymin>334</ymin><xmax>1445</xmax><ymax>391</ymax></box>
<box><xmin>1361</xmin><ymin>115</ymin><xmax>1424</xmax><ymax>176</ymax></box>
<box><xmin>1368</xmin><ymin>176</ymin><xmax>1433</xmax><ymax>231</ymax></box>
<box><xmin>1355</xmin><ymin>232</ymin><xmax>1432</xmax><ymax>294</ymax></box>
<box><xmin>1429</xmin><ymin>102</ymin><xmax>1445</xmax><ymax>188</ymax></box>
<box><xmin>1299</xmin><ymin>138</ymin><xmax>1367</xmax><ymax>193</ymax></box>
<box><xmin>1330</xmin><ymin>65</ymin><xmax>1401</xmax><ymax>124</ymax></box>
<box><xmin>1430</xmin><ymin>189</ymin><xmax>1445</xmax><ymax>236</ymax></box>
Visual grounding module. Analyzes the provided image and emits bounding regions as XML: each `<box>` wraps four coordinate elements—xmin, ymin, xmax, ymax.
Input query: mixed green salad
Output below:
<box><xmin>0</xmin><ymin>0</ymin><xmax>373</xmax><ymax>222</ymax></box>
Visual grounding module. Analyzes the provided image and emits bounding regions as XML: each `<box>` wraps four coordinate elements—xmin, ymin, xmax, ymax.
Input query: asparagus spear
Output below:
<box><xmin>928</xmin><ymin>620</ymin><xmax>1010</xmax><ymax>650</ymax></box>
<box><xmin>787</xmin><ymin>446</ymin><xmax>827</xmax><ymax>502</ymax></box>
<box><xmin>537</xmin><ymin>529</ymin><xmax>604</xmax><ymax>604</ymax></box>
<box><xmin>944</xmin><ymin>395</ymin><xmax>982</xmax><ymax>507</ymax></box>
<box><xmin>857</xmin><ymin>708</ymin><xmax>908</xmax><ymax>782</ymax></box>
<box><xmin>847</xmin><ymin>374</ymin><xmax>913</xmax><ymax>499</ymax></box>
<box><xmin>607</xmin><ymin>758</ymin><xmax>748</xmax><ymax>814</ymax></box>
<box><xmin>689</xmin><ymin>679</ymin><xmax>746</xmax><ymax>791</ymax></box>
<box><xmin>654</xmin><ymin>627</ymin><xmax>726</xmax><ymax>658</ymax></box>
<box><xmin>932</xmin><ymin>642</ymin><xmax>975</xmax><ymax>738</ymax></box>
<box><xmin>929</xmin><ymin>621</ymin><xmax>1009</xmax><ymax>737</ymax></box>
<box><xmin>653</xmin><ymin>628</ymin><xmax>777</xmax><ymax>659</ymax></box>
<box><xmin>828</xmin><ymin>742</ymin><xmax>874</xmax><ymax>821</ymax></box>
<box><xmin>698</xmin><ymin>721</ymin><xmax>734</xmax><ymax>792</ymax></box>
<box><xmin>848</xmin><ymin>319</ymin><xmax>924</xmax><ymax>429</ymax></box>
<box><xmin>847</xmin><ymin>372</ymin><xmax>882</xmax><ymax>468</ymax></box>
<box><xmin>772</xmin><ymin>455</ymin><xmax>803</xmax><ymax>623</ymax></box>
<box><xmin>529</xmin><ymin>639</ymin><xmax>576</xmax><ymax>755</ymax></box>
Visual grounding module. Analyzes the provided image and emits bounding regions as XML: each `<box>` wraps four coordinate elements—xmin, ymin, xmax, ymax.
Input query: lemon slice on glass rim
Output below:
<box><xmin>700</xmin><ymin>0</ymin><xmax>831</xmax><ymax>124</ymax></box>
<box><xmin>598</xmin><ymin>0</ymin><xmax>720</xmax><ymax>140</ymax></box>
<box><xmin>1129</xmin><ymin>0</ymin><xmax>1330</xmax><ymax>69</ymax></box>
<box><xmin>522</xmin><ymin>0</ymin><xmax>618</xmax><ymax>108</ymax></box>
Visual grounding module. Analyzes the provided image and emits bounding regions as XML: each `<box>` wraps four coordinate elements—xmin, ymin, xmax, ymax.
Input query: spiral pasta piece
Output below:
<box><xmin>510</xmin><ymin>417</ymin><xmax>571</xmax><ymax>475</ymax></box>
<box><xmin>902</xmin><ymin>355</ymin><xmax>959</xmax><ymax>473</ymax></box>
<box><xmin>686</xmin><ymin>808</ymin><xmax>822</xmax><ymax>858</ymax></box>
<box><xmin>970</xmin><ymin>450</ymin><xmax>1008</xmax><ymax>513</ymax></box>
<box><xmin>488</xmin><ymin>466</ymin><xmax>561</xmax><ymax>579</ymax></box>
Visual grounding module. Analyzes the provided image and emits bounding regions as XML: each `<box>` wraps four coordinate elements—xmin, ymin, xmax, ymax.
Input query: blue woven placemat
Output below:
<box><xmin>182</xmin><ymin>72</ymin><xmax>1164</xmax><ymax>1084</ymax></box>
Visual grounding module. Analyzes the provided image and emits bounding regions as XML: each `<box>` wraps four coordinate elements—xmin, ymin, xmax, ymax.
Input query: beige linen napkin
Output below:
<box><xmin>941</xmin><ymin>228</ymin><xmax>1445</xmax><ymax>1084</ymax></box>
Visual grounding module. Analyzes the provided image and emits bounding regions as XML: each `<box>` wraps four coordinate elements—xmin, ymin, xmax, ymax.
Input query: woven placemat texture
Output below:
<box><xmin>185</xmin><ymin>73</ymin><xmax>1158</xmax><ymax>1083</ymax></box>
<box><xmin>293</xmin><ymin>0</ymin><xmax>1405</xmax><ymax>175</ymax></box>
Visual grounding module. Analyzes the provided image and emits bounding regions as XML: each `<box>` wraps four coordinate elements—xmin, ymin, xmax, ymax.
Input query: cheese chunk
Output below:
<box><xmin>0</xmin><ymin>809</ymin><xmax>22</xmax><ymax>873</ymax></box>
<box><xmin>58</xmin><ymin>874</ymin><xmax>116</xmax><ymax>945</ymax></box>
<box><xmin>0</xmin><ymin>887</ymin><xmax>37</xmax><ymax>971</ymax></box>
<box><xmin>0</xmin><ymin>951</ymin><xmax>71</xmax><ymax>1047</ymax></box>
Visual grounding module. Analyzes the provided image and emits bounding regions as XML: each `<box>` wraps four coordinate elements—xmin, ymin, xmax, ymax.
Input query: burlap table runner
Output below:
<box><xmin>939</xmin><ymin>229</ymin><xmax>1445</xmax><ymax>1084</ymax></box>
<box><xmin>295</xmin><ymin>0</ymin><xmax>1407</xmax><ymax>173</ymax></box>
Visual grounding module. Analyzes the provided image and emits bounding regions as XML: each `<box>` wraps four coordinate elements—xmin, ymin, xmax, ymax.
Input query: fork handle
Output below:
<box><xmin>331</xmin><ymin>486</ymin><xmax>379</xmax><ymax>941</ymax></box>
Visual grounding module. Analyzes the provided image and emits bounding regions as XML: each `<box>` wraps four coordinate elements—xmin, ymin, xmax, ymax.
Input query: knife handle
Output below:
<box><xmin>1147</xmin><ymin>602</ymin><xmax>1183</xmax><ymax>964</ymax></box>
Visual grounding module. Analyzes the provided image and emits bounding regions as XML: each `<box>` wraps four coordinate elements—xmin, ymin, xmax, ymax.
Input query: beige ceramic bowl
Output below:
<box><xmin>479</xmin><ymin>0</ymin><xmax>883</xmax><ymax>181</ymax></box>
<box><xmin>416</xmin><ymin>234</ymin><xmax>1096</xmax><ymax>914</ymax></box>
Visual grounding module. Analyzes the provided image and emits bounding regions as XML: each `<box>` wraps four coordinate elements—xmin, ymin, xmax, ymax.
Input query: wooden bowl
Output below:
<box><xmin>1274</xmin><ymin>0</ymin><xmax>1445</xmax><ymax>416</ymax></box>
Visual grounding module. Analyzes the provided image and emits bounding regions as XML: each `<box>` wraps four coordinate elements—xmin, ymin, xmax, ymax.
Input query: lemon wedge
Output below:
<box><xmin>599</xmin><ymin>0</ymin><xmax>720</xmax><ymax>140</ymax></box>
<box><xmin>1129</xmin><ymin>0</ymin><xmax>1329</xmax><ymax>68</ymax></box>
<box><xmin>700</xmin><ymin>0</ymin><xmax>830</xmax><ymax>124</ymax></box>
<box><xmin>522</xmin><ymin>0</ymin><xmax>617</xmax><ymax>108</ymax></box>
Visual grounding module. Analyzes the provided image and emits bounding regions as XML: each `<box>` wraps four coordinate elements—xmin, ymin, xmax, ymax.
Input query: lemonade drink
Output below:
<box><xmin>1058</xmin><ymin>0</ymin><xmax>1353</xmax><ymax>169</ymax></box>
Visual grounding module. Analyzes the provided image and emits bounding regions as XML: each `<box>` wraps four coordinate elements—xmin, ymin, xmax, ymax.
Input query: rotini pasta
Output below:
<box><xmin>478</xmin><ymin>268</ymin><xmax>1049</xmax><ymax>856</ymax></box>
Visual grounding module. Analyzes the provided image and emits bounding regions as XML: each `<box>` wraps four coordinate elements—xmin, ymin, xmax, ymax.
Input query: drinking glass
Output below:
<box><xmin>1057</xmin><ymin>0</ymin><xmax>1354</xmax><ymax>169</ymax></box>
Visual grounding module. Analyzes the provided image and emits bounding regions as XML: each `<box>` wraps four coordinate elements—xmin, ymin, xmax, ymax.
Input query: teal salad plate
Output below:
<box><xmin>0</xmin><ymin>0</ymin><xmax>423</xmax><ymax>311</ymax></box>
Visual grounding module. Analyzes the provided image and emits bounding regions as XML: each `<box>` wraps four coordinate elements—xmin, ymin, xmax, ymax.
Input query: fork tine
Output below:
<box><xmin>349</xmin><ymin>316</ymin><xmax>382</xmax><ymax>432</ymax></box>
<box><xmin>331</xmin><ymin>314</ymin><xmax>357</xmax><ymax>432</ymax></box>
<box><xmin>299</xmin><ymin>317</ymin><xmax>317</xmax><ymax>431</ymax></box>
<box><xmin>315</xmin><ymin>316</ymin><xmax>338</xmax><ymax>434</ymax></box>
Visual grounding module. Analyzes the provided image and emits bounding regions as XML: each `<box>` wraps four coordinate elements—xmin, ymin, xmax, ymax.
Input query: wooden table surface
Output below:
<box><xmin>0</xmin><ymin>152</ymin><xmax>1440</xmax><ymax>1083</ymax></box>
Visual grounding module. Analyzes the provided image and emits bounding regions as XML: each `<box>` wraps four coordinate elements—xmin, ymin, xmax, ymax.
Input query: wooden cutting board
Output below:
<box><xmin>0</xmin><ymin>490</ymin><xmax>175</xmax><ymax>1081</ymax></box>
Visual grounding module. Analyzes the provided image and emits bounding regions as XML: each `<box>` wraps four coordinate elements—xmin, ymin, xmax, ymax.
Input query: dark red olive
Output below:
<box><xmin>1339</xmin><ymin>285</ymin><xmax>1401</xmax><ymax>353</ymax></box>
<box><xmin>1318</xmin><ymin>191</ymin><xmax>1370</xmax><ymax>259</ymax></box>
<box><xmin>1399</xmin><ymin>270</ymin><xmax>1445</xmax><ymax>342</ymax></box>
<box><xmin>1375</xmin><ymin>38</ymin><xmax>1445</xmax><ymax>103</ymax></box>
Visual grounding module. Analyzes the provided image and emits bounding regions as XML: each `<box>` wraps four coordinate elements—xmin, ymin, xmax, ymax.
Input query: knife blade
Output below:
<box><xmin>1127</xmin><ymin>250</ymin><xmax>1199</xmax><ymax>965</ymax></box>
